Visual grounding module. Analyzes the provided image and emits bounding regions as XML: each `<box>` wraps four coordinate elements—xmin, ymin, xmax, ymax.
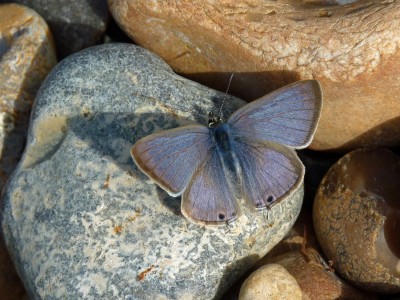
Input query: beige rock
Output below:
<box><xmin>109</xmin><ymin>0</ymin><xmax>400</xmax><ymax>151</ymax></box>
<box><xmin>269</xmin><ymin>248</ymin><xmax>374</xmax><ymax>300</ymax></box>
<box><xmin>0</xmin><ymin>4</ymin><xmax>57</xmax><ymax>299</ymax></box>
<box><xmin>313</xmin><ymin>148</ymin><xmax>400</xmax><ymax>294</ymax></box>
<box><xmin>0</xmin><ymin>3</ymin><xmax>56</xmax><ymax>188</ymax></box>
<box><xmin>251</xmin><ymin>210</ymin><xmax>373</xmax><ymax>299</ymax></box>
<box><xmin>239</xmin><ymin>263</ymin><xmax>302</xmax><ymax>300</ymax></box>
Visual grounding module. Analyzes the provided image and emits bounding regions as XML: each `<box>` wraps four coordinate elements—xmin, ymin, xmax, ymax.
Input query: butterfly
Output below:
<box><xmin>131</xmin><ymin>80</ymin><xmax>322</xmax><ymax>225</ymax></box>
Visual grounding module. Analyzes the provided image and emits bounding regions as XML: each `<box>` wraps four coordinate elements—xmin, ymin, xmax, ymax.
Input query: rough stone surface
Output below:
<box><xmin>314</xmin><ymin>148</ymin><xmax>400</xmax><ymax>294</ymax></box>
<box><xmin>109</xmin><ymin>0</ymin><xmax>400</xmax><ymax>151</ymax></box>
<box><xmin>1</xmin><ymin>43</ymin><xmax>304</xmax><ymax>299</ymax></box>
<box><xmin>0</xmin><ymin>4</ymin><xmax>57</xmax><ymax>299</ymax></box>
<box><xmin>3</xmin><ymin>0</ymin><xmax>109</xmax><ymax>58</ymax></box>
<box><xmin>239</xmin><ymin>263</ymin><xmax>302</xmax><ymax>300</ymax></box>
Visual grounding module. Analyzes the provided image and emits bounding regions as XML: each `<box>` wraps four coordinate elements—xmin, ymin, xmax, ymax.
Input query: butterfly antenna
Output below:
<box><xmin>218</xmin><ymin>72</ymin><xmax>235</xmax><ymax>119</ymax></box>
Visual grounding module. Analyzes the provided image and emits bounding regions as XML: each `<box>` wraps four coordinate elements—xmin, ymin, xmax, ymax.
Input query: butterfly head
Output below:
<box><xmin>208</xmin><ymin>111</ymin><xmax>224</xmax><ymax>128</ymax></box>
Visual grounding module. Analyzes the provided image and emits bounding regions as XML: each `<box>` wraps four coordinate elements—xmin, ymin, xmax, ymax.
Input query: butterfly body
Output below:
<box><xmin>131</xmin><ymin>80</ymin><xmax>322</xmax><ymax>225</ymax></box>
<box><xmin>211</xmin><ymin>123</ymin><xmax>242</xmax><ymax>192</ymax></box>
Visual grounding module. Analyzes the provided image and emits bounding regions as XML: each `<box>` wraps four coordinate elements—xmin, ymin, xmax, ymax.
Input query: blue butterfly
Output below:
<box><xmin>131</xmin><ymin>80</ymin><xmax>322</xmax><ymax>225</ymax></box>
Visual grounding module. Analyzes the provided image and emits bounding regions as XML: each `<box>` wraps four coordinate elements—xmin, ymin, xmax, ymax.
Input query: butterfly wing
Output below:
<box><xmin>181</xmin><ymin>147</ymin><xmax>238</xmax><ymax>224</ymax></box>
<box><xmin>228</xmin><ymin>80</ymin><xmax>322</xmax><ymax>149</ymax></box>
<box><xmin>233</xmin><ymin>136</ymin><xmax>304</xmax><ymax>209</ymax></box>
<box><xmin>131</xmin><ymin>125</ymin><xmax>213</xmax><ymax>196</ymax></box>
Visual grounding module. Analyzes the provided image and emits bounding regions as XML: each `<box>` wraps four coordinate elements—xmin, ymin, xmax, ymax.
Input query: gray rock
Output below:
<box><xmin>1</xmin><ymin>43</ymin><xmax>303</xmax><ymax>299</ymax></box>
<box><xmin>1</xmin><ymin>0</ymin><xmax>109</xmax><ymax>58</ymax></box>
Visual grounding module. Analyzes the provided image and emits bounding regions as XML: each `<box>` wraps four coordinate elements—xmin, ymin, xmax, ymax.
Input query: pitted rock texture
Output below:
<box><xmin>314</xmin><ymin>148</ymin><xmax>400</xmax><ymax>294</ymax></box>
<box><xmin>1</xmin><ymin>43</ymin><xmax>304</xmax><ymax>299</ymax></box>
<box><xmin>109</xmin><ymin>0</ymin><xmax>400</xmax><ymax>151</ymax></box>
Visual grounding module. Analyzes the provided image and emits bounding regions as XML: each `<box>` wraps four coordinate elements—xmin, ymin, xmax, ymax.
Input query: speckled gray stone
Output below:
<box><xmin>1</xmin><ymin>43</ymin><xmax>303</xmax><ymax>299</ymax></box>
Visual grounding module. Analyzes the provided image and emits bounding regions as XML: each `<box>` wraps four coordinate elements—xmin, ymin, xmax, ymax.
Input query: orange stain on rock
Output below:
<box><xmin>113</xmin><ymin>225</ymin><xmax>123</xmax><ymax>234</ymax></box>
<box><xmin>137</xmin><ymin>265</ymin><xmax>154</xmax><ymax>281</ymax></box>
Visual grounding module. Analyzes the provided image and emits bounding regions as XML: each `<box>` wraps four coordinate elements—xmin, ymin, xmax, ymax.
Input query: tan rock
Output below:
<box><xmin>0</xmin><ymin>3</ymin><xmax>57</xmax><ymax>188</ymax></box>
<box><xmin>313</xmin><ymin>148</ymin><xmax>400</xmax><ymax>294</ymax></box>
<box><xmin>239</xmin><ymin>263</ymin><xmax>302</xmax><ymax>300</ymax></box>
<box><xmin>269</xmin><ymin>248</ymin><xmax>374</xmax><ymax>300</ymax></box>
<box><xmin>0</xmin><ymin>3</ymin><xmax>57</xmax><ymax>299</ymax></box>
<box><xmin>109</xmin><ymin>0</ymin><xmax>400</xmax><ymax>151</ymax></box>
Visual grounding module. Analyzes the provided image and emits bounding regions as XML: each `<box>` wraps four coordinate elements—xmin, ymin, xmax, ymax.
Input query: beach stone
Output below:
<box><xmin>1</xmin><ymin>43</ymin><xmax>304</xmax><ymax>299</ymax></box>
<box><xmin>239</xmin><ymin>263</ymin><xmax>302</xmax><ymax>300</ymax></box>
<box><xmin>109</xmin><ymin>0</ymin><xmax>400</xmax><ymax>151</ymax></box>
<box><xmin>222</xmin><ymin>209</ymin><xmax>317</xmax><ymax>299</ymax></box>
<box><xmin>314</xmin><ymin>148</ymin><xmax>400</xmax><ymax>294</ymax></box>
<box><xmin>4</xmin><ymin>0</ymin><xmax>109</xmax><ymax>58</ymax></box>
<box><xmin>0</xmin><ymin>4</ymin><xmax>56</xmax><ymax>299</ymax></box>
<box><xmin>0</xmin><ymin>3</ymin><xmax>57</xmax><ymax>190</ymax></box>
<box><xmin>267</xmin><ymin>248</ymin><xmax>374</xmax><ymax>300</ymax></box>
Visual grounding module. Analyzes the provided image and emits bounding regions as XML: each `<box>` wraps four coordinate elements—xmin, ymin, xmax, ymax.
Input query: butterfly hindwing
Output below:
<box><xmin>131</xmin><ymin>125</ymin><xmax>213</xmax><ymax>196</ymax></box>
<box><xmin>233</xmin><ymin>136</ymin><xmax>304</xmax><ymax>209</ymax></box>
<box><xmin>228</xmin><ymin>80</ymin><xmax>322</xmax><ymax>149</ymax></box>
<box><xmin>181</xmin><ymin>147</ymin><xmax>238</xmax><ymax>224</ymax></box>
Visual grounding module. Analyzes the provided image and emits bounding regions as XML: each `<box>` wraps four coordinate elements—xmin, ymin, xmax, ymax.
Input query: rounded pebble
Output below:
<box><xmin>313</xmin><ymin>148</ymin><xmax>400</xmax><ymax>293</ymax></box>
<box><xmin>239</xmin><ymin>263</ymin><xmax>302</xmax><ymax>300</ymax></box>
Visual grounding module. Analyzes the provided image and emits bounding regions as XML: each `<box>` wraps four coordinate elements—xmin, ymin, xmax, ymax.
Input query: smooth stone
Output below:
<box><xmin>109</xmin><ymin>0</ymin><xmax>400</xmax><ymax>151</ymax></box>
<box><xmin>313</xmin><ymin>148</ymin><xmax>400</xmax><ymax>294</ymax></box>
<box><xmin>228</xmin><ymin>211</ymin><xmax>373</xmax><ymax>299</ymax></box>
<box><xmin>239</xmin><ymin>263</ymin><xmax>302</xmax><ymax>300</ymax></box>
<box><xmin>267</xmin><ymin>248</ymin><xmax>374</xmax><ymax>300</ymax></box>
<box><xmin>0</xmin><ymin>3</ymin><xmax>57</xmax><ymax>190</ymax></box>
<box><xmin>0</xmin><ymin>4</ymin><xmax>57</xmax><ymax>299</ymax></box>
<box><xmin>223</xmin><ymin>209</ymin><xmax>317</xmax><ymax>299</ymax></box>
<box><xmin>4</xmin><ymin>0</ymin><xmax>109</xmax><ymax>58</ymax></box>
<box><xmin>1</xmin><ymin>43</ymin><xmax>304</xmax><ymax>299</ymax></box>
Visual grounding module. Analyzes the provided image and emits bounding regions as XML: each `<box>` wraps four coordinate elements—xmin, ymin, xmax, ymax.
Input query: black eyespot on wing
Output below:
<box><xmin>267</xmin><ymin>196</ymin><xmax>274</xmax><ymax>203</ymax></box>
<box><xmin>218</xmin><ymin>213</ymin><xmax>225</xmax><ymax>220</ymax></box>
<box><xmin>255</xmin><ymin>202</ymin><xmax>263</xmax><ymax>208</ymax></box>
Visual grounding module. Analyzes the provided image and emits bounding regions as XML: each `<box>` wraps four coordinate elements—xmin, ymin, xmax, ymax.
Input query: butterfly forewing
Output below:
<box><xmin>131</xmin><ymin>125</ymin><xmax>213</xmax><ymax>196</ymax></box>
<box><xmin>228</xmin><ymin>80</ymin><xmax>322</xmax><ymax>149</ymax></box>
<box><xmin>232</xmin><ymin>137</ymin><xmax>304</xmax><ymax>209</ymax></box>
<box><xmin>181</xmin><ymin>148</ymin><xmax>238</xmax><ymax>224</ymax></box>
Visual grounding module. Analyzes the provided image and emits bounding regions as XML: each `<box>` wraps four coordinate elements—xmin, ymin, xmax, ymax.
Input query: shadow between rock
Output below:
<box><xmin>217</xmin><ymin>254</ymin><xmax>260</xmax><ymax>300</ymax></box>
<box><xmin>182</xmin><ymin>70</ymin><xmax>301</xmax><ymax>102</ymax></box>
<box><xmin>339</xmin><ymin>116</ymin><xmax>400</xmax><ymax>152</ymax></box>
